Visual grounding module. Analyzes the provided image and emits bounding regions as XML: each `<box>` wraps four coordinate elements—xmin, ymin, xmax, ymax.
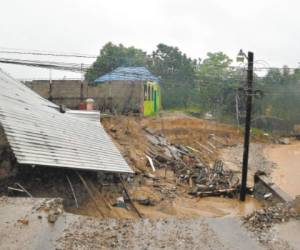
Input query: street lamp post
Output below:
<box><xmin>237</xmin><ymin>50</ymin><xmax>254</xmax><ymax>201</ymax></box>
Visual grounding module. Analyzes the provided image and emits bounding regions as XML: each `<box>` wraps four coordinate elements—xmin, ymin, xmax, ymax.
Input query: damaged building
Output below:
<box><xmin>24</xmin><ymin>66</ymin><xmax>161</xmax><ymax>116</ymax></box>
<box><xmin>0</xmin><ymin>68</ymin><xmax>133</xmax><ymax>178</ymax></box>
<box><xmin>94</xmin><ymin>67</ymin><xmax>161</xmax><ymax>116</ymax></box>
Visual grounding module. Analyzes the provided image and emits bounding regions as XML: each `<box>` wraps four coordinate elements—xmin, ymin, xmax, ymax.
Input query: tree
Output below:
<box><xmin>196</xmin><ymin>52</ymin><xmax>236</xmax><ymax>118</ymax></box>
<box><xmin>85</xmin><ymin>42</ymin><xmax>148</xmax><ymax>82</ymax></box>
<box><xmin>149</xmin><ymin>44</ymin><xmax>199</xmax><ymax>108</ymax></box>
<box><xmin>257</xmin><ymin>67</ymin><xmax>300</xmax><ymax>128</ymax></box>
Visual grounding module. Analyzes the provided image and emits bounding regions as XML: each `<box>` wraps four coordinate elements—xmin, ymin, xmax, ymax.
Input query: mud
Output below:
<box><xmin>264</xmin><ymin>141</ymin><xmax>300</xmax><ymax>198</ymax></box>
<box><xmin>0</xmin><ymin>114</ymin><xmax>265</xmax><ymax>220</ymax></box>
<box><xmin>1</xmin><ymin>114</ymin><xmax>298</xmax><ymax>250</ymax></box>
<box><xmin>221</xmin><ymin>143</ymin><xmax>275</xmax><ymax>187</ymax></box>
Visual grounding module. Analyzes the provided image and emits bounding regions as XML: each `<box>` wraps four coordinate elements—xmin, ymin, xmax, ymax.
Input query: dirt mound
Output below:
<box><xmin>102</xmin><ymin>114</ymin><xmax>242</xmax><ymax>172</ymax></box>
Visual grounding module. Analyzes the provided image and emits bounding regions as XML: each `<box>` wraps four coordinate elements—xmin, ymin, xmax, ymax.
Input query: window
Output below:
<box><xmin>144</xmin><ymin>83</ymin><xmax>147</xmax><ymax>100</ymax></box>
<box><xmin>151</xmin><ymin>86</ymin><xmax>154</xmax><ymax>101</ymax></box>
<box><xmin>148</xmin><ymin>85</ymin><xmax>151</xmax><ymax>100</ymax></box>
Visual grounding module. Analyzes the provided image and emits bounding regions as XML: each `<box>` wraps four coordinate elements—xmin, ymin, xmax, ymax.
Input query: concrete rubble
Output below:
<box><xmin>244</xmin><ymin>198</ymin><xmax>300</xmax><ymax>242</ymax></box>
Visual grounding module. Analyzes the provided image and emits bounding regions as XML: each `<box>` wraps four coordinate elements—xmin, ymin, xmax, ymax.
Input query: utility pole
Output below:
<box><xmin>240</xmin><ymin>51</ymin><xmax>254</xmax><ymax>201</ymax></box>
<box><xmin>235</xmin><ymin>89</ymin><xmax>240</xmax><ymax>129</ymax></box>
<box><xmin>49</xmin><ymin>69</ymin><xmax>53</xmax><ymax>101</ymax></box>
<box><xmin>80</xmin><ymin>63</ymin><xmax>84</xmax><ymax>101</ymax></box>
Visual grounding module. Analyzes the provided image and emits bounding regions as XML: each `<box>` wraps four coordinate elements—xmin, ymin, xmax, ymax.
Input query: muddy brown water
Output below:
<box><xmin>264</xmin><ymin>141</ymin><xmax>300</xmax><ymax>198</ymax></box>
<box><xmin>68</xmin><ymin>195</ymin><xmax>261</xmax><ymax>219</ymax></box>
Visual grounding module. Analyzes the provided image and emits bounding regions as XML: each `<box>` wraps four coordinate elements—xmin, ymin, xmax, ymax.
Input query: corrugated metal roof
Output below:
<box><xmin>94</xmin><ymin>67</ymin><xmax>159</xmax><ymax>83</ymax></box>
<box><xmin>0</xmin><ymin>68</ymin><xmax>133</xmax><ymax>173</ymax></box>
<box><xmin>65</xmin><ymin>110</ymin><xmax>101</xmax><ymax>124</ymax></box>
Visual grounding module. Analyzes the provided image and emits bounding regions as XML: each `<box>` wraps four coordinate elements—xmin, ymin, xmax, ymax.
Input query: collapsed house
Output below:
<box><xmin>94</xmin><ymin>67</ymin><xmax>161</xmax><ymax>116</ymax></box>
<box><xmin>0</xmin><ymin>68</ymin><xmax>133</xmax><ymax>177</ymax></box>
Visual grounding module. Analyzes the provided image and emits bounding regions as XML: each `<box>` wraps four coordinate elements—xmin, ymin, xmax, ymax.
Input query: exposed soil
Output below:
<box><xmin>221</xmin><ymin>143</ymin><xmax>275</xmax><ymax>187</ymax></box>
<box><xmin>1</xmin><ymin>113</ymin><xmax>299</xmax><ymax>250</ymax></box>
<box><xmin>0</xmin><ymin>113</ymin><xmax>262</xmax><ymax>219</ymax></box>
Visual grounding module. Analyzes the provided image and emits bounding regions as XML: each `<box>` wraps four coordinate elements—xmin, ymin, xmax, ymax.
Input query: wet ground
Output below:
<box><xmin>221</xmin><ymin>140</ymin><xmax>300</xmax><ymax>200</ymax></box>
<box><xmin>2</xmin><ymin>197</ymin><xmax>298</xmax><ymax>250</ymax></box>
<box><xmin>58</xmin><ymin>216</ymin><xmax>265</xmax><ymax>250</ymax></box>
<box><xmin>264</xmin><ymin>141</ymin><xmax>300</xmax><ymax>198</ymax></box>
<box><xmin>1</xmin><ymin>115</ymin><xmax>299</xmax><ymax>249</ymax></box>
<box><xmin>221</xmin><ymin>143</ymin><xmax>274</xmax><ymax>187</ymax></box>
<box><xmin>0</xmin><ymin>197</ymin><xmax>264</xmax><ymax>250</ymax></box>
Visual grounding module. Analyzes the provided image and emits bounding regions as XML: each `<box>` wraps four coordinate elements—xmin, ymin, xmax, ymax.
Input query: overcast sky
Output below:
<box><xmin>0</xmin><ymin>0</ymin><xmax>299</xmax><ymax>79</ymax></box>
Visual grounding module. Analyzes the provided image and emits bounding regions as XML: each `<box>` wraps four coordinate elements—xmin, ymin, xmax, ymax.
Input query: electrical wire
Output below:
<box><xmin>0</xmin><ymin>58</ymin><xmax>91</xmax><ymax>72</ymax></box>
<box><xmin>0</xmin><ymin>47</ymin><xmax>97</xmax><ymax>58</ymax></box>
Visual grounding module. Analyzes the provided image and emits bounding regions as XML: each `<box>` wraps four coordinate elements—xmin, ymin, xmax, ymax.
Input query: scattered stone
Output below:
<box><xmin>112</xmin><ymin>196</ymin><xmax>126</xmax><ymax>208</ymax></box>
<box><xmin>279</xmin><ymin>138</ymin><xmax>290</xmax><ymax>145</ymax></box>
<box><xmin>110</xmin><ymin>127</ymin><xmax>117</xmax><ymax>133</ymax></box>
<box><xmin>291</xmin><ymin>196</ymin><xmax>300</xmax><ymax>213</ymax></box>
<box><xmin>244</xmin><ymin>202</ymin><xmax>299</xmax><ymax>243</ymax></box>
<box><xmin>134</xmin><ymin>196</ymin><xmax>156</xmax><ymax>206</ymax></box>
<box><xmin>35</xmin><ymin>198</ymin><xmax>64</xmax><ymax>224</ymax></box>
<box><xmin>264</xmin><ymin>193</ymin><xmax>273</xmax><ymax>199</ymax></box>
<box><xmin>17</xmin><ymin>218</ymin><xmax>29</xmax><ymax>225</ymax></box>
<box><xmin>47</xmin><ymin>212</ymin><xmax>58</xmax><ymax>223</ymax></box>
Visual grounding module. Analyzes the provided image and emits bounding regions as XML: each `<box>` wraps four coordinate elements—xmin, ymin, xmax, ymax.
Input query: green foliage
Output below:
<box><xmin>85</xmin><ymin>42</ymin><xmax>148</xmax><ymax>82</ymax></box>
<box><xmin>86</xmin><ymin>42</ymin><xmax>300</xmax><ymax>131</ymax></box>
<box><xmin>196</xmin><ymin>52</ymin><xmax>237</xmax><ymax>118</ymax></box>
<box><xmin>149</xmin><ymin>43</ymin><xmax>199</xmax><ymax>108</ymax></box>
<box><xmin>255</xmin><ymin>69</ymin><xmax>300</xmax><ymax>126</ymax></box>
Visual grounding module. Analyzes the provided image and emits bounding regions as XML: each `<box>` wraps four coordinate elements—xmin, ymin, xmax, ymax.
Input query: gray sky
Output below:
<box><xmin>0</xmin><ymin>0</ymin><xmax>299</xmax><ymax>79</ymax></box>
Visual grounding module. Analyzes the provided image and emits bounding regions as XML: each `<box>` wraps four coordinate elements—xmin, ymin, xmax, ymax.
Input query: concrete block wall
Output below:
<box><xmin>24</xmin><ymin>80</ymin><xmax>144</xmax><ymax>113</ymax></box>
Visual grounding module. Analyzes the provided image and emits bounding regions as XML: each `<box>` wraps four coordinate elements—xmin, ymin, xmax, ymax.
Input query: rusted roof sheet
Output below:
<box><xmin>0</xmin><ymin>69</ymin><xmax>133</xmax><ymax>173</ymax></box>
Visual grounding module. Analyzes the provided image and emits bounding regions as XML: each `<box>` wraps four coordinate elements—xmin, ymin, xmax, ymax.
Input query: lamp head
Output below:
<box><xmin>236</xmin><ymin>49</ymin><xmax>245</xmax><ymax>62</ymax></box>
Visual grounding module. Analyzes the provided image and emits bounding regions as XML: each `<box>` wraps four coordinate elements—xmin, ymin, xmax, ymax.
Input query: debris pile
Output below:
<box><xmin>144</xmin><ymin>127</ymin><xmax>240</xmax><ymax>197</ymax></box>
<box><xmin>244</xmin><ymin>202</ymin><xmax>299</xmax><ymax>241</ymax></box>
<box><xmin>187</xmin><ymin>161</ymin><xmax>239</xmax><ymax>197</ymax></box>
<box><xmin>35</xmin><ymin>198</ymin><xmax>64</xmax><ymax>223</ymax></box>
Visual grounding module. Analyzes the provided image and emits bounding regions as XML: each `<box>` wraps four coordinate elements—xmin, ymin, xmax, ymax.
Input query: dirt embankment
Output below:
<box><xmin>1</xmin><ymin>114</ymin><xmax>261</xmax><ymax>220</ymax></box>
<box><xmin>102</xmin><ymin>114</ymin><xmax>242</xmax><ymax>172</ymax></box>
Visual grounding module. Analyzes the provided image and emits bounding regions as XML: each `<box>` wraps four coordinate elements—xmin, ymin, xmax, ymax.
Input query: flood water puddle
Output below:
<box><xmin>264</xmin><ymin>141</ymin><xmax>300</xmax><ymax>198</ymax></box>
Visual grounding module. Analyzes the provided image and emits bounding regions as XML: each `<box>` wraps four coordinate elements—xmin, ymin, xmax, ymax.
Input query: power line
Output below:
<box><xmin>0</xmin><ymin>58</ymin><xmax>91</xmax><ymax>72</ymax></box>
<box><xmin>0</xmin><ymin>47</ymin><xmax>97</xmax><ymax>59</ymax></box>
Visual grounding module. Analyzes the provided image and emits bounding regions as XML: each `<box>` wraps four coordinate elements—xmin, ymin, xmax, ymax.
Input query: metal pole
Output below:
<box><xmin>80</xmin><ymin>63</ymin><xmax>84</xmax><ymax>101</ymax></box>
<box><xmin>49</xmin><ymin>69</ymin><xmax>53</xmax><ymax>101</ymax></box>
<box><xmin>240</xmin><ymin>51</ymin><xmax>254</xmax><ymax>201</ymax></box>
<box><xmin>235</xmin><ymin>90</ymin><xmax>240</xmax><ymax>128</ymax></box>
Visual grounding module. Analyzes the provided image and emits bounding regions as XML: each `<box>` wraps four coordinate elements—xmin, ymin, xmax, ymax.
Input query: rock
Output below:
<box><xmin>291</xmin><ymin>196</ymin><xmax>300</xmax><ymax>213</ymax></box>
<box><xmin>112</xmin><ymin>196</ymin><xmax>126</xmax><ymax>208</ymax></box>
<box><xmin>110</xmin><ymin>127</ymin><xmax>117</xmax><ymax>133</ymax></box>
<box><xmin>135</xmin><ymin>196</ymin><xmax>156</xmax><ymax>206</ymax></box>
<box><xmin>48</xmin><ymin>212</ymin><xmax>58</xmax><ymax>223</ymax></box>
<box><xmin>264</xmin><ymin>193</ymin><xmax>273</xmax><ymax>199</ymax></box>
<box><xmin>17</xmin><ymin>218</ymin><xmax>29</xmax><ymax>225</ymax></box>
<box><xmin>279</xmin><ymin>138</ymin><xmax>290</xmax><ymax>145</ymax></box>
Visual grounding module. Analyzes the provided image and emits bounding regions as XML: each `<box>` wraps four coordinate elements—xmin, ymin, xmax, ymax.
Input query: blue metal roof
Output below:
<box><xmin>94</xmin><ymin>67</ymin><xmax>159</xmax><ymax>83</ymax></box>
